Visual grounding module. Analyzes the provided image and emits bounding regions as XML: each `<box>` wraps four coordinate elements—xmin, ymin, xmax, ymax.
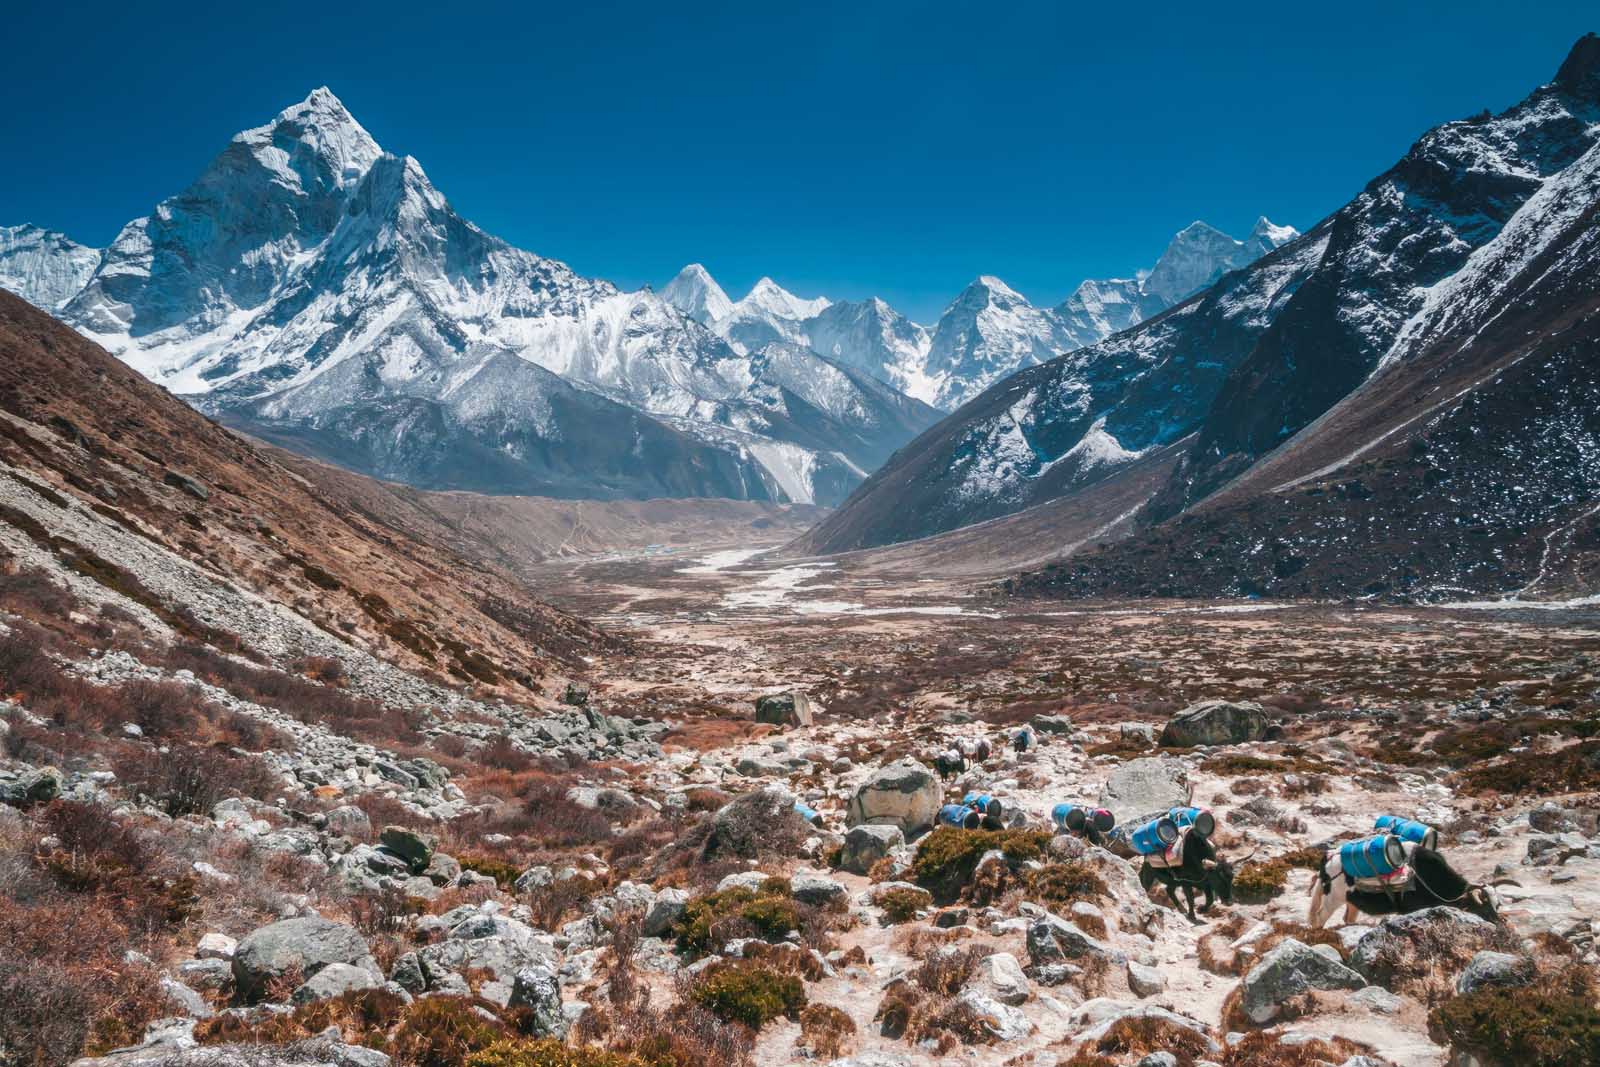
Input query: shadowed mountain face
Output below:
<box><xmin>797</xmin><ymin>35</ymin><xmax>1600</xmax><ymax>587</ymax></box>
<box><xmin>3</xmin><ymin>91</ymin><xmax>937</xmax><ymax>507</ymax></box>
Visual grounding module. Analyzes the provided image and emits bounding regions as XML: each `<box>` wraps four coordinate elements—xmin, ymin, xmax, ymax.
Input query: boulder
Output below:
<box><xmin>845</xmin><ymin>760</ymin><xmax>941</xmax><ymax>833</ymax></box>
<box><xmin>1127</xmin><ymin>960</ymin><xmax>1166</xmax><ymax>997</ymax></box>
<box><xmin>291</xmin><ymin>961</ymin><xmax>383</xmax><ymax>1004</ymax></box>
<box><xmin>324</xmin><ymin>805</ymin><xmax>372</xmax><ymax>838</ymax></box>
<box><xmin>1349</xmin><ymin>907</ymin><xmax>1501</xmax><ymax>987</ymax></box>
<box><xmin>377</xmin><ymin>826</ymin><xmax>435</xmax><ymax>874</ymax></box>
<box><xmin>195</xmin><ymin>933</ymin><xmax>237</xmax><ymax>961</ymax></box>
<box><xmin>1032</xmin><ymin>715</ymin><xmax>1074</xmax><ymax>735</ymax></box>
<box><xmin>232</xmin><ymin>917</ymin><xmax>377</xmax><ymax>1001</ymax></box>
<box><xmin>1026</xmin><ymin>914</ymin><xmax>1122</xmax><ymax>966</ymax></box>
<box><xmin>562</xmin><ymin>682</ymin><xmax>591</xmax><ymax>707</ymax></box>
<box><xmin>1238</xmin><ymin>938</ymin><xmax>1366</xmax><ymax>1023</ymax></box>
<box><xmin>1159</xmin><ymin>700</ymin><xmax>1269</xmax><ymax>747</ymax></box>
<box><xmin>755</xmin><ymin>692</ymin><xmax>813</xmax><ymax>728</ymax></box>
<box><xmin>509</xmin><ymin>965</ymin><xmax>566</xmax><ymax>1038</ymax></box>
<box><xmin>0</xmin><ymin>765</ymin><xmax>62</xmax><ymax>809</ymax></box>
<box><xmin>791</xmin><ymin>873</ymin><xmax>848</xmax><ymax>907</ymax></box>
<box><xmin>1097</xmin><ymin>757</ymin><xmax>1191</xmax><ymax>825</ymax></box>
<box><xmin>839</xmin><ymin>824</ymin><xmax>905</xmax><ymax>875</ymax></box>
<box><xmin>953</xmin><ymin>989</ymin><xmax>1033</xmax><ymax>1041</ymax></box>
<box><xmin>973</xmin><ymin>952</ymin><xmax>1031</xmax><ymax>1005</ymax></box>
<box><xmin>642</xmin><ymin>888</ymin><xmax>689</xmax><ymax>938</ymax></box>
<box><xmin>1454</xmin><ymin>950</ymin><xmax>1536</xmax><ymax>994</ymax></box>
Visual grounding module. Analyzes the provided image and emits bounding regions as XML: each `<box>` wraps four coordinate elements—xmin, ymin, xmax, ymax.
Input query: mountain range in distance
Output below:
<box><xmin>0</xmin><ymin>92</ymin><xmax>1291</xmax><ymax>508</ymax></box>
<box><xmin>658</xmin><ymin>216</ymin><xmax>1297</xmax><ymax>411</ymax></box>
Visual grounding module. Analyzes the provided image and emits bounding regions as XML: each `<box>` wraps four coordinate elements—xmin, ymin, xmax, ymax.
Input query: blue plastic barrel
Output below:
<box><xmin>1374</xmin><ymin>815</ymin><xmax>1437</xmax><ymax>851</ymax></box>
<box><xmin>1129</xmin><ymin>815</ymin><xmax>1181</xmax><ymax>855</ymax></box>
<box><xmin>938</xmin><ymin>804</ymin><xmax>982</xmax><ymax>830</ymax></box>
<box><xmin>1340</xmin><ymin>834</ymin><xmax>1407</xmax><ymax>879</ymax></box>
<box><xmin>1052</xmin><ymin>803</ymin><xmax>1088</xmax><ymax>832</ymax></box>
<box><xmin>793</xmin><ymin>801</ymin><xmax>823</xmax><ymax>827</ymax></box>
<box><xmin>964</xmin><ymin>793</ymin><xmax>1003</xmax><ymax>819</ymax></box>
<box><xmin>1169</xmin><ymin>806</ymin><xmax>1216</xmax><ymax>837</ymax></box>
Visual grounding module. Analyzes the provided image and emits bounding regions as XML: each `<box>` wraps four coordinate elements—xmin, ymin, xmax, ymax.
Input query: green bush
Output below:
<box><xmin>688</xmin><ymin>963</ymin><xmax>807</xmax><ymax>1030</ymax></box>
<box><xmin>674</xmin><ymin>878</ymin><xmax>797</xmax><ymax>955</ymax></box>
<box><xmin>875</xmin><ymin>886</ymin><xmax>930</xmax><ymax>924</ymax></box>
<box><xmin>911</xmin><ymin>827</ymin><xmax>1050</xmax><ymax>903</ymax></box>
<box><xmin>1429</xmin><ymin>970</ymin><xmax>1600</xmax><ymax>1067</ymax></box>
<box><xmin>457</xmin><ymin>853</ymin><xmax>522</xmax><ymax>889</ymax></box>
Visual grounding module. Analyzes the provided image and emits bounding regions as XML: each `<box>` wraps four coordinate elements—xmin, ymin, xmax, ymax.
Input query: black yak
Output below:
<box><xmin>1308</xmin><ymin>845</ymin><xmax>1502</xmax><ymax>927</ymax></box>
<box><xmin>1137</xmin><ymin>831</ymin><xmax>1238</xmax><ymax>923</ymax></box>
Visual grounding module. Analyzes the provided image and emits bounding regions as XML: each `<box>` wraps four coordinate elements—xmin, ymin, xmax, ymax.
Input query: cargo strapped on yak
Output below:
<box><xmin>1347</xmin><ymin>864</ymin><xmax>1415</xmax><ymax>895</ymax></box>
<box><xmin>1145</xmin><ymin>827</ymin><xmax>1193</xmax><ymax>870</ymax></box>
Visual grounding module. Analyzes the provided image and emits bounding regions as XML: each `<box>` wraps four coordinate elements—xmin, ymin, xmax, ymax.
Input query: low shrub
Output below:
<box><xmin>458</xmin><ymin>853</ymin><xmax>522</xmax><ymax>889</ymax></box>
<box><xmin>798</xmin><ymin>1003</ymin><xmax>856</xmax><ymax>1059</ymax></box>
<box><xmin>115</xmin><ymin>743</ymin><xmax>280</xmax><ymax>817</ymax></box>
<box><xmin>1092</xmin><ymin>1014</ymin><xmax>1214</xmax><ymax>1067</ymax></box>
<box><xmin>1230</xmin><ymin>849</ymin><xmax>1321</xmax><ymax>903</ymax></box>
<box><xmin>468</xmin><ymin>1039</ymin><xmax>647</xmax><ymax>1067</ymax></box>
<box><xmin>1460</xmin><ymin>741</ymin><xmax>1600</xmax><ymax>795</ymax></box>
<box><xmin>520</xmin><ymin>780</ymin><xmax>614</xmax><ymax>847</ymax></box>
<box><xmin>1024</xmin><ymin>861</ymin><xmax>1109</xmax><ymax>907</ymax></box>
<box><xmin>876</xmin><ymin>885</ymin><xmax>930</xmax><ymax>924</ymax></box>
<box><xmin>913</xmin><ymin>946</ymin><xmax>983</xmax><ymax>997</ymax></box>
<box><xmin>1428</xmin><ymin>966</ymin><xmax>1600</xmax><ymax>1067</ymax></box>
<box><xmin>1219</xmin><ymin>1031</ymin><xmax>1375</xmax><ymax>1067</ymax></box>
<box><xmin>687</xmin><ymin>962</ymin><xmax>806</xmax><ymax>1030</ymax></box>
<box><xmin>675</xmin><ymin>880</ymin><xmax>798</xmax><ymax>955</ymax></box>
<box><xmin>911</xmin><ymin>827</ymin><xmax>1050</xmax><ymax>903</ymax></box>
<box><xmin>390</xmin><ymin>995</ymin><xmax>516</xmax><ymax>1067</ymax></box>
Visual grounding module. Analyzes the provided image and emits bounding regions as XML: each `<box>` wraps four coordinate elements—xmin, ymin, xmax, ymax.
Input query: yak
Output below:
<box><xmin>931</xmin><ymin>749</ymin><xmax>967</xmax><ymax>781</ymax></box>
<box><xmin>1137</xmin><ymin>832</ymin><xmax>1238</xmax><ymax>923</ymax></box>
<box><xmin>1308</xmin><ymin>845</ymin><xmax>1502</xmax><ymax>928</ymax></box>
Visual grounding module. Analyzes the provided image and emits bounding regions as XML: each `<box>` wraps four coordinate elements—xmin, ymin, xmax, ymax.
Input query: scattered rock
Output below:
<box><xmin>839</xmin><ymin>823</ymin><xmax>905</xmax><ymax>874</ymax></box>
<box><xmin>509</xmin><ymin>965</ymin><xmax>567</xmax><ymax>1038</ymax></box>
<box><xmin>755</xmin><ymin>691</ymin><xmax>813</xmax><ymax>728</ymax></box>
<box><xmin>1127</xmin><ymin>960</ymin><xmax>1167</xmax><ymax>997</ymax></box>
<box><xmin>377</xmin><ymin>826</ymin><xmax>435</xmax><ymax>874</ymax></box>
<box><xmin>973</xmin><ymin>952</ymin><xmax>1031</xmax><ymax>1005</ymax></box>
<box><xmin>1349</xmin><ymin>907</ymin><xmax>1501</xmax><ymax>987</ymax></box>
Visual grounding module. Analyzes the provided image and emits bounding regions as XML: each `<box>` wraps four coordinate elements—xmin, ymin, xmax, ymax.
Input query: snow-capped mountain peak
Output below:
<box><xmin>660</xmin><ymin>263</ymin><xmax>733</xmax><ymax>325</ymax></box>
<box><xmin>232</xmin><ymin>86</ymin><xmax>382</xmax><ymax>194</ymax></box>
<box><xmin>740</xmin><ymin>277</ymin><xmax>831</xmax><ymax>321</ymax></box>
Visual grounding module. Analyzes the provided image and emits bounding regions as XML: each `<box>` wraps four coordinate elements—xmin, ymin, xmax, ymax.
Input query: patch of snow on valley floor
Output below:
<box><xmin>677</xmin><ymin>547</ymin><xmax>769</xmax><ymax>574</ymax></box>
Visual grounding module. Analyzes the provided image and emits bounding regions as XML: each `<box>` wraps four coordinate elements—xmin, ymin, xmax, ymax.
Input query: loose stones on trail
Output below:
<box><xmin>1238</xmin><ymin>938</ymin><xmax>1366</xmax><ymax>1023</ymax></box>
<box><xmin>231</xmin><ymin>916</ymin><xmax>378</xmax><ymax>1001</ymax></box>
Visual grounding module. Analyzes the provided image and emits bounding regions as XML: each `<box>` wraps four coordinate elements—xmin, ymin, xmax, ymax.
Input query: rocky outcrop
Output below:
<box><xmin>840</xmin><ymin>824</ymin><xmax>905</xmax><ymax>874</ymax></box>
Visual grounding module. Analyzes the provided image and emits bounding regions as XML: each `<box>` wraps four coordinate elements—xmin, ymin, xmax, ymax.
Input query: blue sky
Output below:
<box><xmin>3</xmin><ymin>2</ymin><xmax>1594</xmax><ymax>321</ymax></box>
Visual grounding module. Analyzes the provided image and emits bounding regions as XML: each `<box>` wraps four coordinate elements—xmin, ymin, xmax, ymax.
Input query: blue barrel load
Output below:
<box><xmin>963</xmin><ymin>792</ymin><xmax>1004</xmax><ymax>819</ymax></box>
<box><xmin>1374</xmin><ymin>815</ymin><xmax>1437</xmax><ymax>851</ymax></box>
<box><xmin>1129</xmin><ymin>814</ymin><xmax>1181</xmax><ymax>855</ymax></box>
<box><xmin>938</xmin><ymin>804</ymin><xmax>982</xmax><ymax>830</ymax></box>
<box><xmin>1339</xmin><ymin>834</ymin><xmax>1407</xmax><ymax>879</ymax></box>
<box><xmin>793</xmin><ymin>801</ymin><xmax>824</xmax><ymax>827</ymax></box>
<box><xmin>1169</xmin><ymin>806</ymin><xmax>1216</xmax><ymax>837</ymax></box>
<box><xmin>1052</xmin><ymin>803</ymin><xmax>1115</xmax><ymax>834</ymax></box>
